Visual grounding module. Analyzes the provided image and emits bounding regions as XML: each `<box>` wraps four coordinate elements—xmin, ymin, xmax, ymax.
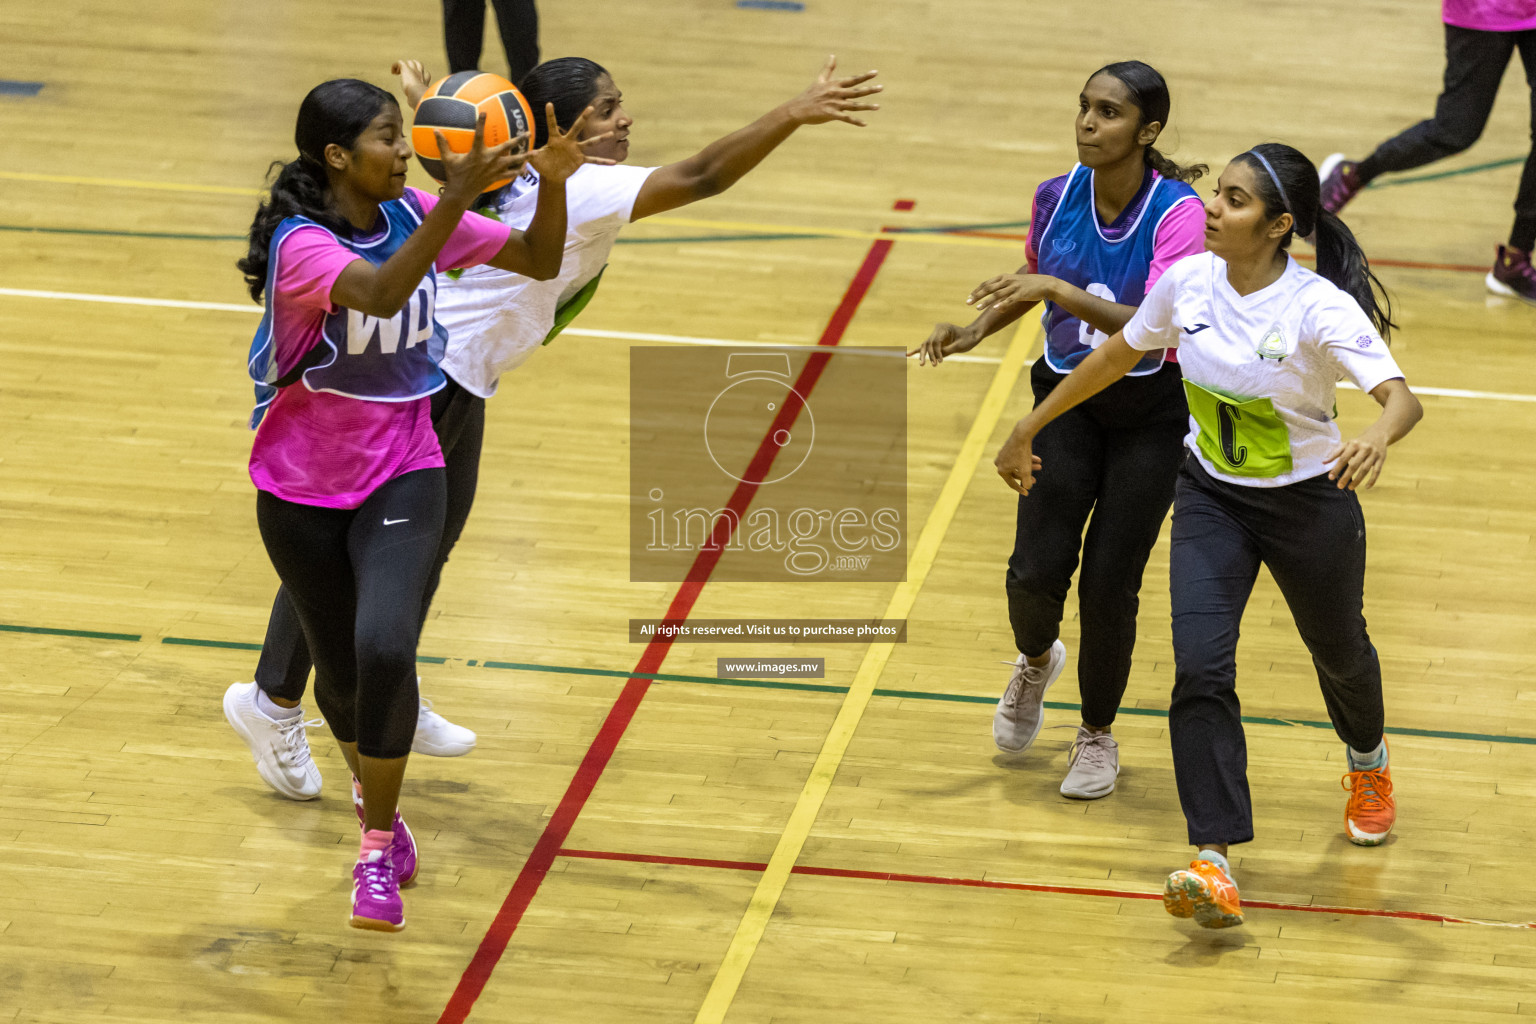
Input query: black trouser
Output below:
<box><xmin>1358</xmin><ymin>24</ymin><xmax>1536</xmax><ymax>251</ymax></box>
<box><xmin>1005</xmin><ymin>359</ymin><xmax>1188</xmax><ymax>729</ymax></box>
<box><xmin>256</xmin><ymin>379</ymin><xmax>487</xmax><ymax>702</ymax></box>
<box><xmin>443</xmin><ymin>0</ymin><xmax>540</xmax><ymax>85</ymax></box>
<box><xmin>256</xmin><ymin>470</ymin><xmax>446</xmax><ymax>759</ymax></box>
<box><xmin>1168</xmin><ymin>458</ymin><xmax>1385</xmax><ymax>847</ymax></box>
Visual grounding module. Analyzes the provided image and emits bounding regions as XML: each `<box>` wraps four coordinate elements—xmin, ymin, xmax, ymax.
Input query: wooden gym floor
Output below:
<box><xmin>2</xmin><ymin>0</ymin><xmax>1534</xmax><ymax>1021</ymax></box>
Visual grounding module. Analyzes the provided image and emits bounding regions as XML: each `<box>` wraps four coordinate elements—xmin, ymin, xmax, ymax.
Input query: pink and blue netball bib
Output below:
<box><xmin>247</xmin><ymin>192</ymin><xmax>447</xmax><ymax>427</ymax></box>
<box><xmin>1035</xmin><ymin>164</ymin><xmax>1196</xmax><ymax>376</ymax></box>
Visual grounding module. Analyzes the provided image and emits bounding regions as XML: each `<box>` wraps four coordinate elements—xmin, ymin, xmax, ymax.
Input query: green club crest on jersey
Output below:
<box><xmin>1255</xmin><ymin>325</ymin><xmax>1290</xmax><ymax>361</ymax></box>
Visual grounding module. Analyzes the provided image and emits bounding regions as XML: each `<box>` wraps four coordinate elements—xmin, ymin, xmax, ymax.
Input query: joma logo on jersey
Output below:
<box><xmin>346</xmin><ymin>286</ymin><xmax>435</xmax><ymax>355</ymax></box>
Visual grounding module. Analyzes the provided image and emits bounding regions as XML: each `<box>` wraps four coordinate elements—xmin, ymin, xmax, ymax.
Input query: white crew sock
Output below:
<box><xmin>256</xmin><ymin>688</ymin><xmax>302</xmax><ymax>720</ymax></box>
<box><xmin>1348</xmin><ymin>739</ymin><xmax>1387</xmax><ymax>771</ymax></box>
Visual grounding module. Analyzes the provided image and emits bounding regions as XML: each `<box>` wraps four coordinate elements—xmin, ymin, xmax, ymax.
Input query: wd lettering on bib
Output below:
<box><xmin>347</xmin><ymin>287</ymin><xmax>436</xmax><ymax>355</ymax></box>
<box><xmin>247</xmin><ymin>193</ymin><xmax>448</xmax><ymax>425</ymax></box>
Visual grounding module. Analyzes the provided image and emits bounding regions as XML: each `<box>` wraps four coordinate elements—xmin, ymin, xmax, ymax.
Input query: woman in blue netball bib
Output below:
<box><xmin>913</xmin><ymin>61</ymin><xmax>1205</xmax><ymax>800</ymax></box>
<box><xmin>994</xmin><ymin>143</ymin><xmax>1424</xmax><ymax>929</ymax></box>
<box><xmin>232</xmin><ymin>77</ymin><xmax>601</xmax><ymax>930</ymax></box>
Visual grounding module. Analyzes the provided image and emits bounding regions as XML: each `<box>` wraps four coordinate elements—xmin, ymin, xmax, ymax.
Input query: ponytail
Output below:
<box><xmin>1313</xmin><ymin>208</ymin><xmax>1396</xmax><ymax>340</ymax></box>
<box><xmin>237</xmin><ymin>157</ymin><xmax>348</xmax><ymax>302</ymax></box>
<box><xmin>1089</xmin><ymin>61</ymin><xmax>1206</xmax><ymax>185</ymax></box>
<box><xmin>1145</xmin><ymin>145</ymin><xmax>1206</xmax><ymax>185</ymax></box>
<box><xmin>235</xmin><ymin>78</ymin><xmax>396</xmax><ymax>303</ymax></box>
<box><xmin>1237</xmin><ymin>143</ymin><xmax>1396</xmax><ymax>340</ymax></box>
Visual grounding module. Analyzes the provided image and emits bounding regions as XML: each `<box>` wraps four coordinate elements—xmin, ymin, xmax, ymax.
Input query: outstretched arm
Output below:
<box><xmin>628</xmin><ymin>55</ymin><xmax>881</xmax><ymax>221</ymax></box>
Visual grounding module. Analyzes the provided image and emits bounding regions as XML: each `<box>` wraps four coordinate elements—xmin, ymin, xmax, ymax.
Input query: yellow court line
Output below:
<box><xmin>691</xmin><ymin>318</ymin><xmax>1040</xmax><ymax>1024</ymax></box>
<box><xmin>0</xmin><ymin>170</ymin><xmax>260</xmax><ymax>197</ymax></box>
<box><xmin>0</xmin><ymin>170</ymin><xmax>1025</xmax><ymax>249</ymax></box>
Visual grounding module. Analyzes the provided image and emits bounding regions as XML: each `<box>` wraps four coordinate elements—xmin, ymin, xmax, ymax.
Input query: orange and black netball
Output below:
<box><xmin>411</xmin><ymin>71</ymin><xmax>534</xmax><ymax>191</ymax></box>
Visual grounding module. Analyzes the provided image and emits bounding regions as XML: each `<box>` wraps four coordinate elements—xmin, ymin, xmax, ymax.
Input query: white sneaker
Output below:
<box><xmin>1059</xmin><ymin>725</ymin><xmax>1120</xmax><ymax>799</ymax></box>
<box><xmin>412</xmin><ymin>697</ymin><xmax>476</xmax><ymax>757</ymax></box>
<box><xmin>222</xmin><ymin>681</ymin><xmax>322</xmax><ymax>800</ymax></box>
<box><xmin>993</xmin><ymin>640</ymin><xmax>1066</xmax><ymax>753</ymax></box>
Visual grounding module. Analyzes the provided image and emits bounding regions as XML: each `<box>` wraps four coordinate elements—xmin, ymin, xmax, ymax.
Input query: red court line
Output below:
<box><xmin>436</xmin><ymin>201</ymin><xmax>912</xmax><ymax>1024</ymax></box>
<box><xmin>558</xmin><ymin>847</ymin><xmax>1536</xmax><ymax>931</ymax></box>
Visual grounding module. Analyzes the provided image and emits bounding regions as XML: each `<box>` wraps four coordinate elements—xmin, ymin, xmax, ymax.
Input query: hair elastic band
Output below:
<box><xmin>1245</xmin><ymin>149</ymin><xmax>1293</xmax><ymax>218</ymax></box>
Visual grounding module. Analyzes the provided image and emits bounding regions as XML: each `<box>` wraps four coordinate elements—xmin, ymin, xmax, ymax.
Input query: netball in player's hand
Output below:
<box><xmin>528</xmin><ymin>104</ymin><xmax>616</xmax><ymax>180</ymax></box>
<box><xmin>967</xmin><ymin>273</ymin><xmax>1059</xmax><ymax>313</ymax></box>
<box><xmin>435</xmin><ymin>112</ymin><xmax>529</xmax><ymax>205</ymax></box>
<box><xmin>909</xmin><ymin>322</ymin><xmax>983</xmax><ymax>365</ymax></box>
<box><xmin>785</xmin><ymin>55</ymin><xmax>882</xmax><ymax>127</ymax></box>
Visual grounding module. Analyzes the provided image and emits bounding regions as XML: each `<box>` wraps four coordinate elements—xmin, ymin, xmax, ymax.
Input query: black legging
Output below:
<box><xmin>1168</xmin><ymin>457</ymin><xmax>1383</xmax><ymax>846</ymax></box>
<box><xmin>256</xmin><ymin>469</ymin><xmax>447</xmax><ymax>759</ymax></box>
<box><xmin>255</xmin><ymin>379</ymin><xmax>486</xmax><ymax>702</ymax></box>
<box><xmin>1357</xmin><ymin>24</ymin><xmax>1536</xmax><ymax>251</ymax></box>
<box><xmin>1005</xmin><ymin>359</ymin><xmax>1188</xmax><ymax>729</ymax></box>
<box><xmin>442</xmin><ymin>0</ymin><xmax>539</xmax><ymax>85</ymax></box>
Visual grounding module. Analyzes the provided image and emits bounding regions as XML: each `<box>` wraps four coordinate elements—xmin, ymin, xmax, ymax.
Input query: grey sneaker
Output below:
<box><xmin>992</xmin><ymin>640</ymin><xmax>1066</xmax><ymax>753</ymax></box>
<box><xmin>1059</xmin><ymin>726</ymin><xmax>1119</xmax><ymax>799</ymax></box>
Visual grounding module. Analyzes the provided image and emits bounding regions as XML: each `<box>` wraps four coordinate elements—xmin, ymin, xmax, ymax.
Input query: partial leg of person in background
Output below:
<box><xmin>489</xmin><ymin>0</ymin><xmax>539</xmax><ymax>86</ymax></box>
<box><xmin>407</xmin><ymin>377</ymin><xmax>486</xmax><ymax>755</ymax></box>
<box><xmin>442</xmin><ymin>0</ymin><xmax>540</xmax><ymax>85</ymax></box>
<box><xmin>998</xmin><ymin>363</ymin><xmax>1100</xmax><ymax>756</ymax></box>
<box><xmin>1059</xmin><ymin>368</ymin><xmax>1186</xmax><ymax>799</ymax></box>
<box><xmin>1318</xmin><ymin>25</ymin><xmax>1536</xmax><ymax>303</ymax></box>
<box><xmin>443</xmin><ymin>0</ymin><xmax>489</xmax><ymax>74</ymax></box>
<box><xmin>1488</xmin><ymin>29</ymin><xmax>1536</xmax><ymax>303</ymax></box>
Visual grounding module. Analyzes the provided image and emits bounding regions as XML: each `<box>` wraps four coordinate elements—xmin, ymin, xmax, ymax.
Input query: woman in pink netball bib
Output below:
<box><xmin>234</xmin><ymin>77</ymin><xmax>602</xmax><ymax>930</ymax></box>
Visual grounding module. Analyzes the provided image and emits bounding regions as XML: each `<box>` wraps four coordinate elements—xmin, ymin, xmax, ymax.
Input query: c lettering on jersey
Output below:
<box><xmin>1217</xmin><ymin>401</ymin><xmax>1249</xmax><ymax>468</ymax></box>
<box><xmin>346</xmin><ymin>285</ymin><xmax>436</xmax><ymax>356</ymax></box>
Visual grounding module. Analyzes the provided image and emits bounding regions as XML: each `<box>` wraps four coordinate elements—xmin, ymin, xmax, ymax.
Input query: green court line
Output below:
<box><xmin>0</xmin><ymin>622</ymin><xmax>140</xmax><ymax>642</ymax></box>
<box><xmin>162</xmin><ymin>636</ymin><xmax>261</xmax><ymax>651</ymax></box>
<box><xmin>1367</xmin><ymin>155</ymin><xmax>1525</xmax><ymax>189</ymax></box>
<box><xmin>7</xmin><ymin>623</ymin><xmax>1531</xmax><ymax>746</ymax></box>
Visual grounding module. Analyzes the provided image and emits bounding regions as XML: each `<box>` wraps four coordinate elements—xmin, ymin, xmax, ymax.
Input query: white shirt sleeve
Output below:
<box><xmin>570</xmin><ymin>164</ymin><xmax>659</xmax><ymax>237</ymax></box>
<box><xmin>1308</xmin><ymin>290</ymin><xmax>1405</xmax><ymax>393</ymax></box>
<box><xmin>1122</xmin><ymin>259</ymin><xmax>1184</xmax><ymax>351</ymax></box>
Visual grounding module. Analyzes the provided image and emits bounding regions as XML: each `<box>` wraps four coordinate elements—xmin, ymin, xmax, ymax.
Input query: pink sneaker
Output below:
<box><xmin>1487</xmin><ymin>245</ymin><xmax>1536</xmax><ymax>306</ymax></box>
<box><xmin>350</xmin><ymin>849</ymin><xmax>404</xmax><ymax>931</ymax></box>
<box><xmin>1318</xmin><ymin>153</ymin><xmax>1364</xmax><ymax>216</ymax></box>
<box><xmin>352</xmin><ymin>776</ymin><xmax>418</xmax><ymax>886</ymax></box>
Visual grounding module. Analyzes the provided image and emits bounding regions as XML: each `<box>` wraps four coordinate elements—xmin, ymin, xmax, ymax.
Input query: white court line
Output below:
<box><xmin>3</xmin><ymin>286</ymin><xmax>1533</xmax><ymax>401</ymax></box>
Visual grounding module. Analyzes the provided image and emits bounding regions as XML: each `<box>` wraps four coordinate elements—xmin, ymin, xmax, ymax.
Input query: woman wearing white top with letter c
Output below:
<box><xmin>993</xmin><ymin>142</ymin><xmax>1424</xmax><ymax>930</ymax></box>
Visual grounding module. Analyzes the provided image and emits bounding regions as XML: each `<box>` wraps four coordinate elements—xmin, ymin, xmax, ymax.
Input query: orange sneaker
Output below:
<box><xmin>1343</xmin><ymin>760</ymin><xmax>1395</xmax><ymax>846</ymax></box>
<box><xmin>1164</xmin><ymin>858</ymin><xmax>1243</xmax><ymax>929</ymax></box>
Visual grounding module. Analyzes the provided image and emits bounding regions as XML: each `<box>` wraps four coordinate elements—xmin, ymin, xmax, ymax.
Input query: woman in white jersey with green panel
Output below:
<box><xmin>993</xmin><ymin>142</ymin><xmax>1424</xmax><ymax>930</ymax></box>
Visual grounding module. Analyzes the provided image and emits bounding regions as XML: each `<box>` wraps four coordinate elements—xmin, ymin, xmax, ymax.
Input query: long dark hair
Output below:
<box><xmin>1089</xmin><ymin>60</ymin><xmax>1205</xmax><ymax>185</ymax></box>
<box><xmin>1235</xmin><ymin>143</ymin><xmax>1396</xmax><ymax>339</ymax></box>
<box><xmin>237</xmin><ymin>79</ymin><xmax>397</xmax><ymax>302</ymax></box>
<box><xmin>520</xmin><ymin>57</ymin><xmax>609</xmax><ymax>148</ymax></box>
